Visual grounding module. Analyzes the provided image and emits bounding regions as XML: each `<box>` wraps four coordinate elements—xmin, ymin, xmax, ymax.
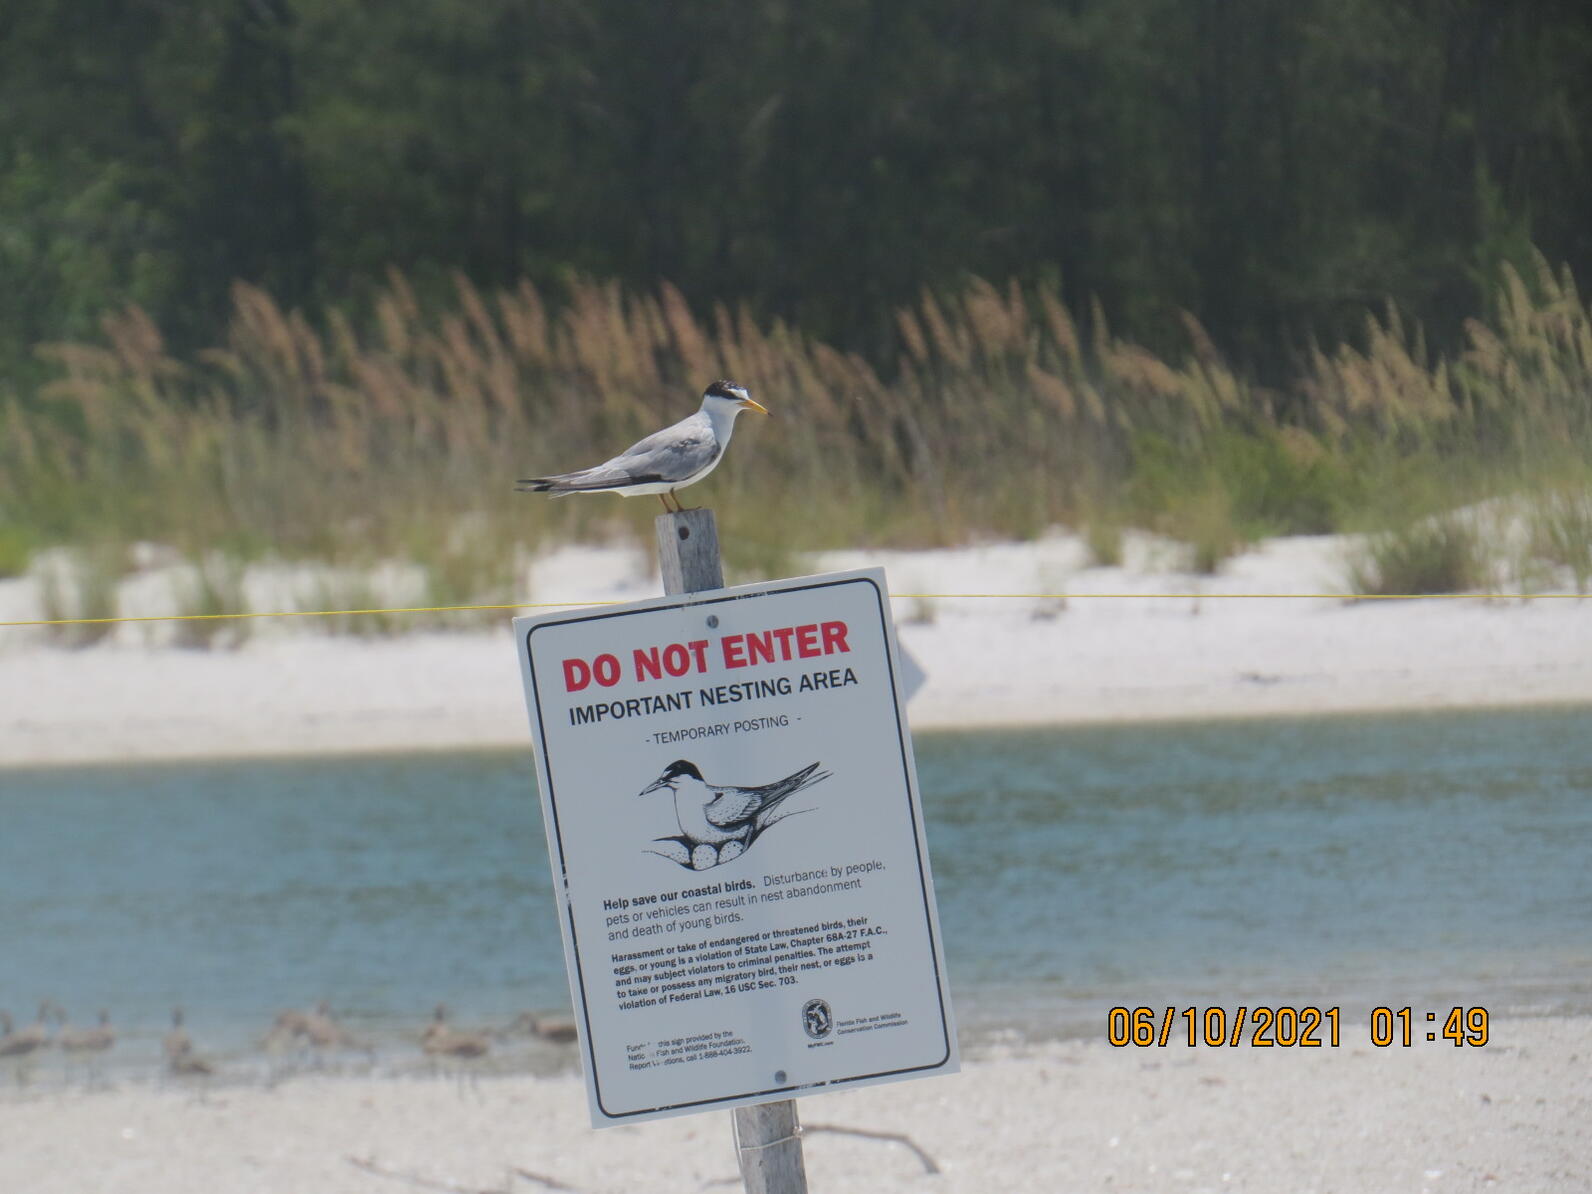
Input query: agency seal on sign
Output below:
<box><xmin>802</xmin><ymin>998</ymin><xmax>833</xmax><ymax>1040</ymax></box>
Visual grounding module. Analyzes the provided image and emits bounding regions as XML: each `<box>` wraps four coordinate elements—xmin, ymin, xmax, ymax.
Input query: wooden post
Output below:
<box><xmin>731</xmin><ymin>1099</ymin><xmax>806</xmax><ymax>1194</ymax></box>
<box><xmin>655</xmin><ymin>507</ymin><xmax>809</xmax><ymax>1194</ymax></box>
<box><xmin>655</xmin><ymin>507</ymin><xmax>725</xmax><ymax>593</ymax></box>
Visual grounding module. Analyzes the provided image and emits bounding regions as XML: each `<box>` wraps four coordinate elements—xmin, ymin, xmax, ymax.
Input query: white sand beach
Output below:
<box><xmin>3</xmin><ymin>532</ymin><xmax>1589</xmax><ymax>1194</ymax></box>
<box><xmin>2</xmin><ymin>531</ymin><xmax>1590</xmax><ymax>768</ymax></box>
<box><xmin>2</xmin><ymin>1016</ymin><xmax>1587</xmax><ymax>1193</ymax></box>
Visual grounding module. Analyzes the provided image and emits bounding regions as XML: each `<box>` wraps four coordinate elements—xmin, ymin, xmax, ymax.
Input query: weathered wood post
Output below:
<box><xmin>655</xmin><ymin>506</ymin><xmax>809</xmax><ymax>1194</ymax></box>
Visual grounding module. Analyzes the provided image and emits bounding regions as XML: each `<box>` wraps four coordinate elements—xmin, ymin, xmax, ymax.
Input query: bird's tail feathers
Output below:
<box><xmin>783</xmin><ymin>761</ymin><xmax>830</xmax><ymax>791</ymax></box>
<box><xmin>515</xmin><ymin>473</ymin><xmax>619</xmax><ymax>496</ymax></box>
<box><xmin>749</xmin><ymin>762</ymin><xmax>830</xmax><ymax>820</ymax></box>
<box><xmin>515</xmin><ymin>476</ymin><xmax>594</xmax><ymax>497</ymax></box>
<box><xmin>515</xmin><ymin>476</ymin><xmax>579</xmax><ymax>493</ymax></box>
<box><xmin>802</xmin><ymin>768</ymin><xmax>833</xmax><ymax>791</ymax></box>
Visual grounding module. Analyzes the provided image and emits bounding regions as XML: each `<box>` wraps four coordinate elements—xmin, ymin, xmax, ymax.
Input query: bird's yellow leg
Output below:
<box><xmin>657</xmin><ymin>494</ymin><xmax>672</xmax><ymax>512</ymax></box>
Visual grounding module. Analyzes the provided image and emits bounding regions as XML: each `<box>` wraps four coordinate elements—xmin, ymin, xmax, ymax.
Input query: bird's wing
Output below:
<box><xmin>703</xmin><ymin>762</ymin><xmax>828</xmax><ymax>829</ymax></box>
<box><xmin>517</xmin><ymin>414</ymin><xmax>719</xmax><ymax>491</ymax></box>
<box><xmin>618</xmin><ymin>411</ymin><xmax>714</xmax><ymax>461</ymax></box>
<box><xmin>701</xmin><ymin>789</ymin><xmax>762</xmax><ymax>829</ymax></box>
<box><xmin>611</xmin><ymin>414</ymin><xmax>720</xmax><ymax>480</ymax></box>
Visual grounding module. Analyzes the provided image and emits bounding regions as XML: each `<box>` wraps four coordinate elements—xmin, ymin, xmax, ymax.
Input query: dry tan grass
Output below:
<box><xmin>3</xmin><ymin>254</ymin><xmax>1589</xmax><ymax>624</ymax></box>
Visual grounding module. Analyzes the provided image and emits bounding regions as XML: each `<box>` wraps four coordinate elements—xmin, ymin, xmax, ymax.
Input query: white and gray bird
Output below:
<box><xmin>516</xmin><ymin>379</ymin><xmax>767</xmax><ymax>512</ymax></box>
<box><xmin>640</xmin><ymin>759</ymin><xmax>829</xmax><ymax>871</ymax></box>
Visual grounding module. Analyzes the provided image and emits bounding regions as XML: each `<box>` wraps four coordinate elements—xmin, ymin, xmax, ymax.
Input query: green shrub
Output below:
<box><xmin>38</xmin><ymin>545</ymin><xmax>125</xmax><ymax>647</ymax></box>
<box><xmin>171</xmin><ymin>553</ymin><xmax>250</xmax><ymax>649</ymax></box>
<box><xmin>1346</xmin><ymin>517</ymin><xmax>1492</xmax><ymax>596</ymax></box>
<box><xmin>1084</xmin><ymin>518</ymin><xmax>1124</xmax><ymax>567</ymax></box>
<box><xmin>300</xmin><ymin>572</ymin><xmax>410</xmax><ymax>638</ymax></box>
<box><xmin>1524</xmin><ymin>488</ymin><xmax>1592</xmax><ymax>594</ymax></box>
<box><xmin>0</xmin><ymin>523</ymin><xmax>36</xmax><ymax>578</ymax></box>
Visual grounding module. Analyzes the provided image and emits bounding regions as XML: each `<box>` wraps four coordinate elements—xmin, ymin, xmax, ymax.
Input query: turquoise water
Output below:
<box><xmin>2</xmin><ymin>707</ymin><xmax>1589</xmax><ymax>1077</ymax></box>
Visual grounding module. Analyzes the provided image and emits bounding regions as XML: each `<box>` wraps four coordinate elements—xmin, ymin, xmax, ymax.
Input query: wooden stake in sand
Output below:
<box><xmin>654</xmin><ymin>507</ymin><xmax>808</xmax><ymax>1194</ymax></box>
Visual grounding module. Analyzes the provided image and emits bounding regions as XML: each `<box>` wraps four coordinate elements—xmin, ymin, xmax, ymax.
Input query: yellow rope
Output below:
<box><xmin>0</xmin><ymin>591</ymin><xmax>1583</xmax><ymax>629</ymax></box>
<box><xmin>0</xmin><ymin>601</ymin><xmax>612</xmax><ymax>629</ymax></box>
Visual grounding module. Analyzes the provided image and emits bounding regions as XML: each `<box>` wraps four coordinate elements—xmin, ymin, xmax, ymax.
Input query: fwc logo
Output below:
<box><xmin>802</xmin><ymin>998</ymin><xmax>833</xmax><ymax>1039</ymax></box>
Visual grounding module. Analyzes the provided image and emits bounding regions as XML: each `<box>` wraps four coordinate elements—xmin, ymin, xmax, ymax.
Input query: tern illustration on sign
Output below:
<box><xmin>514</xmin><ymin>379</ymin><xmax>768</xmax><ymax>513</ymax></box>
<box><xmin>640</xmin><ymin>759</ymin><xmax>830</xmax><ymax>871</ymax></box>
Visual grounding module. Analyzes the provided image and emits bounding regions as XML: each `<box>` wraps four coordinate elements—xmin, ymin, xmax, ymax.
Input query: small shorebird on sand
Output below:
<box><xmin>163</xmin><ymin>1007</ymin><xmax>215</xmax><ymax>1079</ymax></box>
<box><xmin>422</xmin><ymin>1004</ymin><xmax>492</xmax><ymax>1098</ymax></box>
<box><xmin>55</xmin><ymin>1005</ymin><xmax>115</xmax><ymax>1054</ymax></box>
<box><xmin>422</xmin><ymin>1004</ymin><xmax>491</xmax><ymax>1060</ymax></box>
<box><xmin>54</xmin><ymin>1004</ymin><xmax>115</xmax><ymax>1085</ymax></box>
<box><xmin>0</xmin><ymin>1003</ymin><xmax>52</xmax><ymax>1083</ymax></box>
<box><xmin>0</xmin><ymin>1003</ymin><xmax>51</xmax><ymax>1059</ymax></box>
<box><xmin>264</xmin><ymin>1000</ymin><xmax>368</xmax><ymax>1074</ymax></box>
<box><xmin>499</xmin><ymin>1011</ymin><xmax>578</xmax><ymax>1046</ymax></box>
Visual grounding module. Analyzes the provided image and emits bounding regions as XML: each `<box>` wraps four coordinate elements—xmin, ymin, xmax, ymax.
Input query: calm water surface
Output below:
<box><xmin>2</xmin><ymin>707</ymin><xmax>1589</xmax><ymax>1075</ymax></box>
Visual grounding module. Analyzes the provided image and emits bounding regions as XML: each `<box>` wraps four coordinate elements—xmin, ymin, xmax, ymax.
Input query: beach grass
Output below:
<box><xmin>1346</xmin><ymin>515</ymin><xmax>1493</xmax><ymax>598</ymax></box>
<box><xmin>3</xmin><ymin>252</ymin><xmax>1589</xmax><ymax>635</ymax></box>
<box><xmin>171</xmin><ymin>552</ymin><xmax>252</xmax><ymax>649</ymax></box>
<box><xmin>36</xmin><ymin>545</ymin><xmax>124</xmax><ymax>647</ymax></box>
<box><xmin>1524</xmin><ymin>484</ymin><xmax>1592</xmax><ymax>595</ymax></box>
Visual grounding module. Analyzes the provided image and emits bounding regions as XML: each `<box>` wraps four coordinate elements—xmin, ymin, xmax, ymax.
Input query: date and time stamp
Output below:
<box><xmin>1107</xmin><ymin>1005</ymin><xmax>1491</xmax><ymax>1049</ymax></box>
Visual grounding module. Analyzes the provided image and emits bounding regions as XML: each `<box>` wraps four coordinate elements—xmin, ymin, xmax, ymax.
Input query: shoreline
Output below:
<box><xmin>3</xmin><ymin>1015</ymin><xmax>1586</xmax><ymax>1193</ymax></box>
<box><xmin>8</xmin><ymin>676</ymin><xmax>1592</xmax><ymax>775</ymax></box>
<box><xmin>5</xmin><ymin>533</ymin><xmax>1592</xmax><ymax>769</ymax></box>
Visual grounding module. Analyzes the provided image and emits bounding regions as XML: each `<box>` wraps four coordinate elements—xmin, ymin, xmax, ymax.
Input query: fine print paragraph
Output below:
<box><xmin>604</xmin><ymin>858</ymin><xmax>890</xmax><ymax>1011</ymax></box>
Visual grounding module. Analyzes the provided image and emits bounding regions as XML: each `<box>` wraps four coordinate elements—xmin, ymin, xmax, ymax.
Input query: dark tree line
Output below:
<box><xmin>2</xmin><ymin>0</ymin><xmax>1590</xmax><ymax>389</ymax></box>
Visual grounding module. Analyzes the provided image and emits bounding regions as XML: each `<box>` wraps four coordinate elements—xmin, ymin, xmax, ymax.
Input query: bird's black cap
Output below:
<box><xmin>703</xmin><ymin>379</ymin><xmax>748</xmax><ymax>399</ymax></box>
<box><xmin>660</xmin><ymin>760</ymin><xmax>704</xmax><ymax>780</ymax></box>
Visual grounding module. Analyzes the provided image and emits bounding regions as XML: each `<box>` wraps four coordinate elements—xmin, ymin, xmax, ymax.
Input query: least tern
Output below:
<box><xmin>640</xmin><ymin>759</ymin><xmax>829</xmax><ymax>871</ymax></box>
<box><xmin>516</xmin><ymin>379</ymin><xmax>767</xmax><ymax>512</ymax></box>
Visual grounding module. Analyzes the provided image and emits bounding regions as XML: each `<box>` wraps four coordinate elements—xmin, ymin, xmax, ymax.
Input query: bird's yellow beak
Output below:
<box><xmin>740</xmin><ymin>397</ymin><xmax>769</xmax><ymax>416</ymax></box>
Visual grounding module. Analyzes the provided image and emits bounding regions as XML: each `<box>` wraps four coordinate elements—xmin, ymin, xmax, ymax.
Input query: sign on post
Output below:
<box><xmin>515</xmin><ymin>568</ymin><xmax>957</xmax><ymax>1126</ymax></box>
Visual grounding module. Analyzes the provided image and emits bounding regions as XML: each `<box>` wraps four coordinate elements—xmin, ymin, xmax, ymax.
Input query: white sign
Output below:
<box><xmin>514</xmin><ymin>568</ymin><xmax>957</xmax><ymax>1126</ymax></box>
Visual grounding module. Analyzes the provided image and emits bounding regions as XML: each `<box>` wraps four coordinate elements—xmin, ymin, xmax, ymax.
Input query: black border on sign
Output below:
<box><xmin>523</xmin><ymin>574</ymin><xmax>952</xmax><ymax>1122</ymax></box>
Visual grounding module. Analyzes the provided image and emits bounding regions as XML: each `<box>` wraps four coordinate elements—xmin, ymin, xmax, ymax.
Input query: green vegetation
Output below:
<box><xmin>1082</xmin><ymin>519</ymin><xmax>1125</xmax><ymax>570</ymax></box>
<box><xmin>171</xmin><ymin>553</ymin><xmax>251</xmax><ymax>649</ymax></box>
<box><xmin>2</xmin><ymin>4</ymin><xmax>1589</xmax><ymax>630</ymax></box>
<box><xmin>37</xmin><ymin>545</ymin><xmax>124</xmax><ymax>647</ymax></box>
<box><xmin>299</xmin><ymin>572</ymin><xmax>412</xmax><ymax>639</ymax></box>
<box><xmin>1347</xmin><ymin>516</ymin><xmax>1492</xmax><ymax>598</ymax></box>
<box><xmin>2</xmin><ymin>2</ymin><xmax>1589</xmax><ymax>385</ymax></box>
<box><xmin>0</xmin><ymin>524</ymin><xmax>37</xmax><ymax>579</ymax></box>
<box><xmin>0</xmin><ymin>254</ymin><xmax>1587</xmax><ymax>629</ymax></box>
<box><xmin>1524</xmin><ymin>488</ymin><xmax>1592</xmax><ymax>595</ymax></box>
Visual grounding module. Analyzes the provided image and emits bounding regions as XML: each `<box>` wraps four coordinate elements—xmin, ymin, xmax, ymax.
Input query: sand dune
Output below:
<box><xmin>2</xmin><ymin>532</ymin><xmax>1590</xmax><ymax>768</ymax></box>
